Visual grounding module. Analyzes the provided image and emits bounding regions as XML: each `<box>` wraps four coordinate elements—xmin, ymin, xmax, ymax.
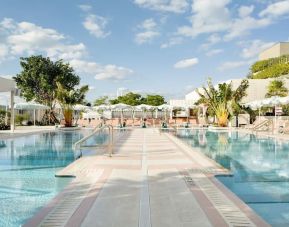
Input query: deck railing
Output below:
<box><xmin>73</xmin><ymin>124</ymin><xmax>114</xmax><ymax>157</ymax></box>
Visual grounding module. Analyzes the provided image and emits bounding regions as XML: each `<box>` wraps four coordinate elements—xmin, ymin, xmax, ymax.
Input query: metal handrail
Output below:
<box><xmin>73</xmin><ymin>124</ymin><xmax>114</xmax><ymax>157</ymax></box>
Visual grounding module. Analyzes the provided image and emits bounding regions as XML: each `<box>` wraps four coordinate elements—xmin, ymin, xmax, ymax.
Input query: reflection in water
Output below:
<box><xmin>0</xmin><ymin>130</ymin><xmax>108</xmax><ymax>227</ymax></box>
<box><xmin>176</xmin><ymin>129</ymin><xmax>289</xmax><ymax>226</ymax></box>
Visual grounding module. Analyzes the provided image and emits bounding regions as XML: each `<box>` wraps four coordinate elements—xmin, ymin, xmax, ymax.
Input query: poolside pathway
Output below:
<box><xmin>25</xmin><ymin>128</ymin><xmax>269</xmax><ymax>227</ymax></box>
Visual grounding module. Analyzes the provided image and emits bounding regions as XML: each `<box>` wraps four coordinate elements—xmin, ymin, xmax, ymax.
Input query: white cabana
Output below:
<box><xmin>0</xmin><ymin>77</ymin><xmax>16</xmax><ymax>132</ymax></box>
<box><xmin>111</xmin><ymin>103</ymin><xmax>132</xmax><ymax>123</ymax></box>
<box><xmin>74</xmin><ymin>104</ymin><xmax>89</xmax><ymax>111</ymax></box>
<box><xmin>93</xmin><ymin>104</ymin><xmax>111</xmax><ymax>111</ymax></box>
<box><xmin>14</xmin><ymin>102</ymin><xmax>49</xmax><ymax>126</ymax></box>
<box><xmin>82</xmin><ymin>111</ymin><xmax>100</xmax><ymax>119</ymax></box>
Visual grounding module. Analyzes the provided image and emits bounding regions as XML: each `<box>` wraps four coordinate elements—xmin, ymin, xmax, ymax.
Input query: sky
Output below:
<box><xmin>0</xmin><ymin>0</ymin><xmax>289</xmax><ymax>102</ymax></box>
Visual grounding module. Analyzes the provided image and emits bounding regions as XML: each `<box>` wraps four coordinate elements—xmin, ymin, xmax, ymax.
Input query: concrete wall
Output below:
<box><xmin>259</xmin><ymin>42</ymin><xmax>289</xmax><ymax>60</ymax></box>
<box><xmin>184</xmin><ymin>78</ymin><xmax>289</xmax><ymax>104</ymax></box>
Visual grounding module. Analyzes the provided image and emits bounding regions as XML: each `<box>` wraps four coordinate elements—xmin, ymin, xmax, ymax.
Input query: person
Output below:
<box><xmin>162</xmin><ymin>121</ymin><xmax>167</xmax><ymax>128</ymax></box>
<box><xmin>142</xmin><ymin>118</ymin><xmax>147</xmax><ymax>128</ymax></box>
<box><xmin>122</xmin><ymin>119</ymin><xmax>127</xmax><ymax>128</ymax></box>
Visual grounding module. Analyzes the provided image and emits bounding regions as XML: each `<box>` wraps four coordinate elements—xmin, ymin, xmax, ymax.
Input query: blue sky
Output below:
<box><xmin>0</xmin><ymin>0</ymin><xmax>289</xmax><ymax>102</ymax></box>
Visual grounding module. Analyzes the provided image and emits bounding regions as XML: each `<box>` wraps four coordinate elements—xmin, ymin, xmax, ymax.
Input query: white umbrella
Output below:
<box><xmin>111</xmin><ymin>103</ymin><xmax>132</xmax><ymax>124</ymax></box>
<box><xmin>93</xmin><ymin>104</ymin><xmax>111</xmax><ymax>111</ymax></box>
<box><xmin>14</xmin><ymin>102</ymin><xmax>49</xmax><ymax>126</ymax></box>
<box><xmin>279</xmin><ymin>96</ymin><xmax>289</xmax><ymax>105</ymax></box>
<box><xmin>157</xmin><ymin>104</ymin><xmax>172</xmax><ymax>110</ymax></box>
<box><xmin>135</xmin><ymin>104</ymin><xmax>155</xmax><ymax>120</ymax></box>
<box><xmin>74</xmin><ymin>104</ymin><xmax>89</xmax><ymax>111</ymax></box>
<box><xmin>82</xmin><ymin>111</ymin><xmax>100</xmax><ymax>119</ymax></box>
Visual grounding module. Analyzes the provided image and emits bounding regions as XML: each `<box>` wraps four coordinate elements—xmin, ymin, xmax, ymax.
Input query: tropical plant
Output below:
<box><xmin>13</xmin><ymin>55</ymin><xmax>80</xmax><ymax>124</ymax></box>
<box><xmin>94</xmin><ymin>96</ymin><xmax>108</xmax><ymax>106</ymax></box>
<box><xmin>109</xmin><ymin>92</ymin><xmax>166</xmax><ymax>106</ymax></box>
<box><xmin>56</xmin><ymin>82</ymin><xmax>89</xmax><ymax>127</ymax></box>
<box><xmin>266</xmin><ymin>79</ymin><xmax>288</xmax><ymax>97</ymax></box>
<box><xmin>197</xmin><ymin>79</ymin><xmax>249</xmax><ymax>127</ymax></box>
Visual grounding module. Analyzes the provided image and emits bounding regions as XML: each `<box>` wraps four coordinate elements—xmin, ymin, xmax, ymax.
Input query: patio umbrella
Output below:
<box><xmin>74</xmin><ymin>104</ymin><xmax>89</xmax><ymax>111</ymax></box>
<box><xmin>111</xmin><ymin>103</ymin><xmax>132</xmax><ymax>124</ymax></box>
<box><xmin>157</xmin><ymin>104</ymin><xmax>173</xmax><ymax>121</ymax></box>
<box><xmin>82</xmin><ymin>111</ymin><xmax>100</xmax><ymax>119</ymax></box>
<box><xmin>93</xmin><ymin>104</ymin><xmax>111</xmax><ymax>111</ymax></box>
<box><xmin>136</xmin><ymin>104</ymin><xmax>154</xmax><ymax>118</ymax></box>
<box><xmin>14</xmin><ymin>102</ymin><xmax>49</xmax><ymax>126</ymax></box>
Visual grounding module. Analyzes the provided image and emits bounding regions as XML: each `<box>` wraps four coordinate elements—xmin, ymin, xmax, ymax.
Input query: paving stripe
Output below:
<box><xmin>139</xmin><ymin>130</ymin><xmax>152</xmax><ymax>227</ymax></box>
<box><xmin>184</xmin><ymin>169</ymin><xmax>256</xmax><ymax>227</ymax></box>
<box><xmin>39</xmin><ymin>169</ymin><xmax>103</xmax><ymax>227</ymax></box>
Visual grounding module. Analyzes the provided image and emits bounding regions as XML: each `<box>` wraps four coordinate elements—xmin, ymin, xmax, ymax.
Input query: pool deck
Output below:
<box><xmin>24</xmin><ymin>128</ymin><xmax>269</xmax><ymax>227</ymax></box>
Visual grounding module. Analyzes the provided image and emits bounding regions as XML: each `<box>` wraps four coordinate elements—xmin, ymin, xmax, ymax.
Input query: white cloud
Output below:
<box><xmin>218</xmin><ymin>60</ymin><xmax>250</xmax><ymax>71</ymax></box>
<box><xmin>70</xmin><ymin>59</ymin><xmax>134</xmax><ymax>81</ymax></box>
<box><xmin>0</xmin><ymin>18</ymin><xmax>87</xmax><ymax>61</ymax></box>
<box><xmin>224</xmin><ymin>15</ymin><xmax>271</xmax><ymax>41</ymax></box>
<box><xmin>161</xmin><ymin>36</ymin><xmax>183</xmax><ymax>48</ymax></box>
<box><xmin>238</xmin><ymin>5</ymin><xmax>255</xmax><ymax>18</ymax></box>
<box><xmin>259</xmin><ymin>0</ymin><xmax>289</xmax><ymax>17</ymax></box>
<box><xmin>177</xmin><ymin>0</ymin><xmax>231</xmax><ymax>37</ymax></box>
<box><xmin>174</xmin><ymin>58</ymin><xmax>199</xmax><ymax>68</ymax></box>
<box><xmin>83</xmin><ymin>14</ymin><xmax>110</xmax><ymax>38</ymax></box>
<box><xmin>134</xmin><ymin>0</ymin><xmax>189</xmax><ymax>13</ymax></box>
<box><xmin>201</xmin><ymin>34</ymin><xmax>221</xmax><ymax>49</ymax></box>
<box><xmin>135</xmin><ymin>18</ymin><xmax>160</xmax><ymax>44</ymax></box>
<box><xmin>206</xmin><ymin>49</ymin><xmax>224</xmax><ymax>57</ymax></box>
<box><xmin>241</xmin><ymin>40</ymin><xmax>274</xmax><ymax>59</ymax></box>
<box><xmin>0</xmin><ymin>18</ymin><xmax>134</xmax><ymax>81</ymax></box>
<box><xmin>79</xmin><ymin>4</ymin><xmax>92</xmax><ymax>12</ymax></box>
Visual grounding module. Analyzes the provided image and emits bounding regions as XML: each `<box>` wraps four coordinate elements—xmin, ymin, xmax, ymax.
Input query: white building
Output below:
<box><xmin>259</xmin><ymin>42</ymin><xmax>289</xmax><ymax>60</ymax></box>
<box><xmin>116</xmin><ymin>87</ymin><xmax>129</xmax><ymax>97</ymax></box>
<box><xmin>184</xmin><ymin>78</ymin><xmax>289</xmax><ymax>104</ymax></box>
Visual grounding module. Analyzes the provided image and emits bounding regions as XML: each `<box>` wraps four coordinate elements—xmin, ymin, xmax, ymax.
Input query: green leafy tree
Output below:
<box><xmin>145</xmin><ymin>95</ymin><xmax>165</xmax><ymax>106</ymax></box>
<box><xmin>266</xmin><ymin>79</ymin><xmax>288</xmax><ymax>97</ymax></box>
<box><xmin>109</xmin><ymin>92</ymin><xmax>145</xmax><ymax>106</ymax></box>
<box><xmin>13</xmin><ymin>55</ymin><xmax>80</xmax><ymax>124</ymax></box>
<box><xmin>56</xmin><ymin>82</ymin><xmax>89</xmax><ymax>127</ymax></box>
<box><xmin>94</xmin><ymin>96</ymin><xmax>108</xmax><ymax>106</ymax></box>
<box><xmin>197</xmin><ymin>79</ymin><xmax>249</xmax><ymax>127</ymax></box>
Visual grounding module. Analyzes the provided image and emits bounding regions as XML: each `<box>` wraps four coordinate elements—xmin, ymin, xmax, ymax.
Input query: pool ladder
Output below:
<box><xmin>73</xmin><ymin>124</ymin><xmax>114</xmax><ymax>158</ymax></box>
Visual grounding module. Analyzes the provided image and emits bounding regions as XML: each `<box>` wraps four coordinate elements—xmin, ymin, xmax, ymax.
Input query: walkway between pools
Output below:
<box><xmin>24</xmin><ymin>128</ymin><xmax>269</xmax><ymax>227</ymax></box>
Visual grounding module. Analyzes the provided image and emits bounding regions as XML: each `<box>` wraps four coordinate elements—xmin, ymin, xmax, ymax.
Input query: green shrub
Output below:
<box><xmin>251</xmin><ymin>63</ymin><xmax>289</xmax><ymax>79</ymax></box>
<box><xmin>15</xmin><ymin>113</ymin><xmax>30</xmax><ymax>125</ymax></box>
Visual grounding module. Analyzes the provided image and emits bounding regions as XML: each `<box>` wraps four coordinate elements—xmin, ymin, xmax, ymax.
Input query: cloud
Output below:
<box><xmin>218</xmin><ymin>60</ymin><xmax>250</xmax><ymax>71</ymax></box>
<box><xmin>174</xmin><ymin>58</ymin><xmax>199</xmax><ymax>68</ymax></box>
<box><xmin>177</xmin><ymin>0</ymin><xmax>231</xmax><ymax>37</ymax></box>
<box><xmin>259</xmin><ymin>0</ymin><xmax>289</xmax><ymax>17</ymax></box>
<box><xmin>133</xmin><ymin>0</ymin><xmax>189</xmax><ymax>13</ymax></box>
<box><xmin>135</xmin><ymin>18</ymin><xmax>160</xmax><ymax>44</ymax></box>
<box><xmin>79</xmin><ymin>4</ymin><xmax>92</xmax><ymax>12</ymax></box>
<box><xmin>206</xmin><ymin>49</ymin><xmax>224</xmax><ymax>57</ymax></box>
<box><xmin>201</xmin><ymin>34</ymin><xmax>222</xmax><ymax>49</ymax></box>
<box><xmin>0</xmin><ymin>18</ymin><xmax>133</xmax><ymax>81</ymax></box>
<box><xmin>0</xmin><ymin>18</ymin><xmax>87</xmax><ymax>61</ymax></box>
<box><xmin>161</xmin><ymin>36</ymin><xmax>183</xmax><ymax>48</ymax></box>
<box><xmin>238</xmin><ymin>5</ymin><xmax>255</xmax><ymax>18</ymax></box>
<box><xmin>70</xmin><ymin>59</ymin><xmax>134</xmax><ymax>81</ymax></box>
<box><xmin>83</xmin><ymin>14</ymin><xmax>110</xmax><ymax>38</ymax></box>
<box><xmin>224</xmin><ymin>14</ymin><xmax>271</xmax><ymax>41</ymax></box>
<box><xmin>240</xmin><ymin>40</ymin><xmax>274</xmax><ymax>59</ymax></box>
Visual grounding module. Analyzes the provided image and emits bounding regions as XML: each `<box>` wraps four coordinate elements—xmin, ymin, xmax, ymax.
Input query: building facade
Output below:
<box><xmin>184</xmin><ymin>78</ymin><xmax>289</xmax><ymax>105</ymax></box>
<box><xmin>259</xmin><ymin>42</ymin><xmax>289</xmax><ymax>60</ymax></box>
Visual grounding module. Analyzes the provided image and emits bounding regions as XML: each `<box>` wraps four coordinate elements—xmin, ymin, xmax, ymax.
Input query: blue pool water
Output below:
<box><xmin>176</xmin><ymin>129</ymin><xmax>289</xmax><ymax>226</ymax></box>
<box><xmin>0</xmin><ymin>130</ymin><xmax>108</xmax><ymax>227</ymax></box>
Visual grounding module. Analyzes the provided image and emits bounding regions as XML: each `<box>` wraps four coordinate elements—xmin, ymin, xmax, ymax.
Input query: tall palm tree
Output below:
<box><xmin>56</xmin><ymin>82</ymin><xmax>89</xmax><ymax>127</ymax></box>
<box><xmin>266</xmin><ymin>79</ymin><xmax>288</xmax><ymax>97</ymax></box>
<box><xmin>197</xmin><ymin>79</ymin><xmax>249</xmax><ymax>127</ymax></box>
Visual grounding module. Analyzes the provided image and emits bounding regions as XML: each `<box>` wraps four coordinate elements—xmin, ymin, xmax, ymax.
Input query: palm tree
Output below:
<box><xmin>56</xmin><ymin>82</ymin><xmax>89</xmax><ymax>127</ymax></box>
<box><xmin>266</xmin><ymin>79</ymin><xmax>288</xmax><ymax>97</ymax></box>
<box><xmin>197</xmin><ymin>79</ymin><xmax>249</xmax><ymax>127</ymax></box>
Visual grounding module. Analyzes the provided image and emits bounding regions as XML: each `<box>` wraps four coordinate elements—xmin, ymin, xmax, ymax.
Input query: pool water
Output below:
<box><xmin>0</xmin><ymin>130</ymin><xmax>108</xmax><ymax>227</ymax></box>
<box><xmin>176</xmin><ymin>129</ymin><xmax>289</xmax><ymax>226</ymax></box>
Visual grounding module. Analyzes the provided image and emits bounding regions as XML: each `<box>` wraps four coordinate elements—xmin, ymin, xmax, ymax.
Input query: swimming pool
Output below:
<box><xmin>0</xmin><ymin>129</ymin><xmax>108</xmax><ymax>227</ymax></box>
<box><xmin>176</xmin><ymin>129</ymin><xmax>289</xmax><ymax>226</ymax></box>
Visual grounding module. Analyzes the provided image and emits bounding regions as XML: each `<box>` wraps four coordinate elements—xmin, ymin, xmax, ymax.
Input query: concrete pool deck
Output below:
<box><xmin>24</xmin><ymin>128</ymin><xmax>269</xmax><ymax>227</ymax></box>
